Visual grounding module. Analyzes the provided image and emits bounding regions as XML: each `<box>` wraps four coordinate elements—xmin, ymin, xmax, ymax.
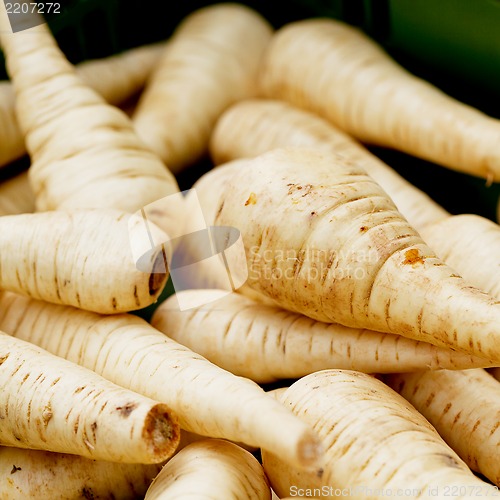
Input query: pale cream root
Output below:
<box><xmin>259</xmin><ymin>19</ymin><xmax>500</xmax><ymax>181</ymax></box>
<box><xmin>0</xmin><ymin>291</ymin><xmax>323</xmax><ymax>469</ymax></box>
<box><xmin>262</xmin><ymin>370</ymin><xmax>492</xmax><ymax>499</ymax></box>
<box><xmin>0</xmin><ymin>209</ymin><xmax>170</xmax><ymax>314</ymax></box>
<box><xmin>387</xmin><ymin>369</ymin><xmax>500</xmax><ymax>486</ymax></box>
<box><xmin>0</xmin><ymin>333</ymin><xmax>179</xmax><ymax>463</ymax></box>
<box><xmin>133</xmin><ymin>3</ymin><xmax>273</xmax><ymax>172</ymax></box>
<box><xmin>0</xmin><ymin>43</ymin><xmax>164</xmax><ymax>169</ymax></box>
<box><xmin>153</xmin><ymin>290</ymin><xmax>493</xmax><ymax>383</ymax></box>
<box><xmin>0</xmin><ymin>18</ymin><xmax>180</xmax><ymax>237</ymax></box>
<box><xmin>0</xmin><ymin>446</ymin><xmax>163</xmax><ymax>499</ymax></box>
<box><xmin>210</xmin><ymin>99</ymin><xmax>449</xmax><ymax>231</ymax></box>
<box><xmin>145</xmin><ymin>439</ymin><xmax>271</xmax><ymax>499</ymax></box>
<box><xmin>191</xmin><ymin>148</ymin><xmax>500</xmax><ymax>362</ymax></box>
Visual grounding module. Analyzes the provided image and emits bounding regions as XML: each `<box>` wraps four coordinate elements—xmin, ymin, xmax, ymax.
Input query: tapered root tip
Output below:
<box><xmin>143</xmin><ymin>404</ymin><xmax>181</xmax><ymax>462</ymax></box>
<box><xmin>149</xmin><ymin>247</ymin><xmax>169</xmax><ymax>296</ymax></box>
<box><xmin>297</xmin><ymin>430</ymin><xmax>324</xmax><ymax>468</ymax></box>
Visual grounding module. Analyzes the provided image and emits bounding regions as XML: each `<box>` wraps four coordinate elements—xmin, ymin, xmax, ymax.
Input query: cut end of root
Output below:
<box><xmin>143</xmin><ymin>404</ymin><xmax>181</xmax><ymax>462</ymax></box>
<box><xmin>149</xmin><ymin>248</ymin><xmax>169</xmax><ymax>296</ymax></box>
<box><xmin>297</xmin><ymin>430</ymin><xmax>324</xmax><ymax>469</ymax></box>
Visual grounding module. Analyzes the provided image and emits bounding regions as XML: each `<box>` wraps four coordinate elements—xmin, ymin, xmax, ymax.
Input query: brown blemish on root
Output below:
<box><xmin>244</xmin><ymin>192</ymin><xmax>257</xmax><ymax>206</ymax></box>
<box><xmin>143</xmin><ymin>404</ymin><xmax>180</xmax><ymax>458</ymax></box>
<box><xmin>402</xmin><ymin>249</ymin><xmax>425</xmax><ymax>266</ymax></box>
<box><xmin>91</xmin><ymin>422</ymin><xmax>98</xmax><ymax>441</ymax></box>
<box><xmin>0</xmin><ymin>354</ymin><xmax>9</xmax><ymax>366</ymax></box>
<box><xmin>215</xmin><ymin>201</ymin><xmax>225</xmax><ymax>221</ymax></box>
<box><xmin>149</xmin><ymin>247</ymin><xmax>168</xmax><ymax>296</ymax></box>
<box><xmin>82</xmin><ymin>487</ymin><xmax>95</xmax><ymax>500</ymax></box>
<box><xmin>116</xmin><ymin>403</ymin><xmax>139</xmax><ymax>418</ymax></box>
<box><xmin>471</xmin><ymin>419</ymin><xmax>481</xmax><ymax>433</ymax></box>
<box><xmin>10</xmin><ymin>465</ymin><xmax>21</xmax><ymax>474</ymax></box>
<box><xmin>42</xmin><ymin>402</ymin><xmax>53</xmax><ymax>428</ymax></box>
<box><xmin>359</xmin><ymin>226</ymin><xmax>368</xmax><ymax>232</ymax></box>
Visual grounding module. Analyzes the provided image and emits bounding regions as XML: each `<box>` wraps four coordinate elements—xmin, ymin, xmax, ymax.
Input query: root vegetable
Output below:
<box><xmin>210</xmin><ymin>99</ymin><xmax>449</xmax><ymax>231</ymax></box>
<box><xmin>386</xmin><ymin>369</ymin><xmax>500</xmax><ymax>486</ymax></box>
<box><xmin>76</xmin><ymin>42</ymin><xmax>164</xmax><ymax>106</ymax></box>
<box><xmin>192</xmin><ymin>148</ymin><xmax>500</xmax><ymax>361</ymax></box>
<box><xmin>262</xmin><ymin>370</ymin><xmax>492</xmax><ymax>499</ymax></box>
<box><xmin>259</xmin><ymin>19</ymin><xmax>500</xmax><ymax>181</ymax></box>
<box><xmin>0</xmin><ymin>171</ymin><xmax>35</xmax><ymax>216</ymax></box>
<box><xmin>0</xmin><ymin>446</ymin><xmax>162</xmax><ymax>499</ymax></box>
<box><xmin>133</xmin><ymin>3</ymin><xmax>273</xmax><ymax>173</ymax></box>
<box><xmin>153</xmin><ymin>290</ymin><xmax>493</xmax><ymax>383</ymax></box>
<box><xmin>0</xmin><ymin>291</ymin><xmax>322</xmax><ymax>469</ymax></box>
<box><xmin>0</xmin><ymin>42</ymin><xmax>163</xmax><ymax>169</ymax></box>
<box><xmin>419</xmin><ymin>214</ymin><xmax>500</xmax><ymax>301</ymax></box>
<box><xmin>212</xmin><ymin>101</ymin><xmax>500</xmax><ymax>322</ymax></box>
<box><xmin>0</xmin><ymin>332</ymin><xmax>179</xmax><ymax>463</ymax></box>
<box><xmin>145</xmin><ymin>439</ymin><xmax>271</xmax><ymax>499</ymax></box>
<box><xmin>0</xmin><ymin>14</ymin><xmax>179</xmax><ymax>235</ymax></box>
<box><xmin>0</xmin><ymin>209</ymin><xmax>170</xmax><ymax>314</ymax></box>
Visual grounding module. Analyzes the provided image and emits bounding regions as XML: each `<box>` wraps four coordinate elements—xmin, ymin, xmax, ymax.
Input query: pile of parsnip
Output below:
<box><xmin>2</xmin><ymin>2</ymin><xmax>500</xmax><ymax>499</ymax></box>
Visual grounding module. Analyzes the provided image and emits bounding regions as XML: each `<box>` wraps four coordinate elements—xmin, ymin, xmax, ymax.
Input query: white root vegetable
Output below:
<box><xmin>145</xmin><ymin>439</ymin><xmax>271</xmax><ymax>500</ymax></box>
<box><xmin>192</xmin><ymin>148</ymin><xmax>500</xmax><ymax>361</ymax></box>
<box><xmin>262</xmin><ymin>370</ymin><xmax>492</xmax><ymax>499</ymax></box>
<box><xmin>0</xmin><ymin>171</ymin><xmax>35</xmax><ymax>216</ymax></box>
<box><xmin>0</xmin><ymin>291</ymin><xmax>322</xmax><ymax>469</ymax></box>
<box><xmin>0</xmin><ymin>209</ymin><xmax>170</xmax><ymax>314</ymax></box>
<box><xmin>153</xmin><ymin>290</ymin><xmax>493</xmax><ymax>383</ymax></box>
<box><xmin>419</xmin><ymin>214</ymin><xmax>500</xmax><ymax>301</ymax></box>
<box><xmin>133</xmin><ymin>3</ymin><xmax>273</xmax><ymax>172</ymax></box>
<box><xmin>210</xmin><ymin>99</ymin><xmax>449</xmax><ymax>231</ymax></box>
<box><xmin>386</xmin><ymin>369</ymin><xmax>500</xmax><ymax>486</ymax></box>
<box><xmin>76</xmin><ymin>42</ymin><xmax>164</xmax><ymax>106</ymax></box>
<box><xmin>0</xmin><ymin>446</ymin><xmax>163</xmax><ymax>499</ymax></box>
<box><xmin>0</xmin><ymin>14</ymin><xmax>179</xmax><ymax>236</ymax></box>
<box><xmin>211</xmin><ymin>101</ymin><xmax>500</xmax><ymax>329</ymax></box>
<box><xmin>0</xmin><ymin>332</ymin><xmax>179</xmax><ymax>463</ymax></box>
<box><xmin>0</xmin><ymin>43</ymin><xmax>163</xmax><ymax>169</ymax></box>
<box><xmin>259</xmin><ymin>19</ymin><xmax>500</xmax><ymax>181</ymax></box>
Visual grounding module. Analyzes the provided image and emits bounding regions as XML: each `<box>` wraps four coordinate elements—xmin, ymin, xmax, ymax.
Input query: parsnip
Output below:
<box><xmin>0</xmin><ymin>209</ymin><xmax>170</xmax><ymax>314</ymax></box>
<box><xmin>0</xmin><ymin>332</ymin><xmax>179</xmax><ymax>463</ymax></box>
<box><xmin>419</xmin><ymin>214</ymin><xmax>500</xmax><ymax>300</ymax></box>
<box><xmin>212</xmin><ymin>101</ymin><xmax>500</xmax><ymax>319</ymax></box>
<box><xmin>133</xmin><ymin>3</ymin><xmax>273</xmax><ymax>172</ymax></box>
<box><xmin>153</xmin><ymin>290</ymin><xmax>492</xmax><ymax>383</ymax></box>
<box><xmin>0</xmin><ymin>446</ymin><xmax>162</xmax><ymax>499</ymax></box>
<box><xmin>0</xmin><ymin>291</ymin><xmax>322</xmax><ymax>469</ymax></box>
<box><xmin>0</xmin><ymin>13</ymin><xmax>179</xmax><ymax>236</ymax></box>
<box><xmin>262</xmin><ymin>370</ymin><xmax>492</xmax><ymax>499</ymax></box>
<box><xmin>0</xmin><ymin>171</ymin><xmax>35</xmax><ymax>215</ymax></box>
<box><xmin>192</xmin><ymin>148</ymin><xmax>500</xmax><ymax>361</ymax></box>
<box><xmin>259</xmin><ymin>19</ymin><xmax>500</xmax><ymax>181</ymax></box>
<box><xmin>77</xmin><ymin>42</ymin><xmax>164</xmax><ymax>106</ymax></box>
<box><xmin>145</xmin><ymin>439</ymin><xmax>271</xmax><ymax>499</ymax></box>
<box><xmin>210</xmin><ymin>99</ymin><xmax>449</xmax><ymax>231</ymax></box>
<box><xmin>0</xmin><ymin>43</ymin><xmax>163</xmax><ymax>169</ymax></box>
<box><xmin>386</xmin><ymin>369</ymin><xmax>500</xmax><ymax>486</ymax></box>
